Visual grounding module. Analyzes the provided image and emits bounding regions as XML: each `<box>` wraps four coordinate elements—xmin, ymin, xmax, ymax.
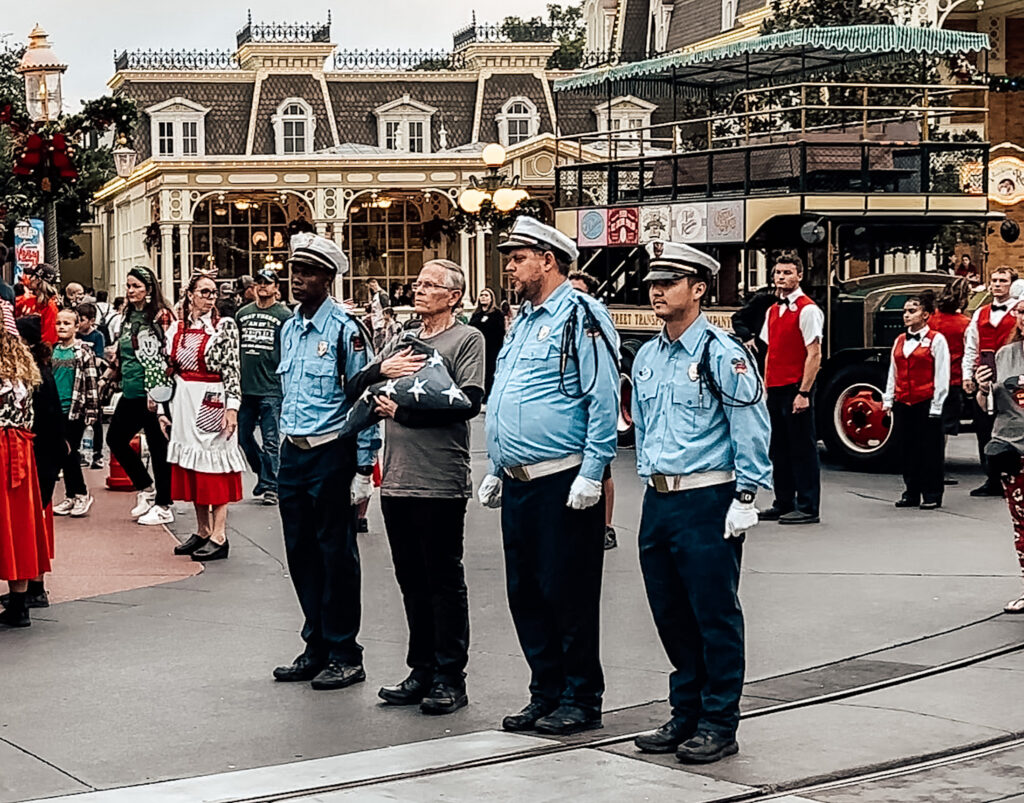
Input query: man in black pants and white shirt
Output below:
<box><xmin>347</xmin><ymin>259</ymin><xmax>485</xmax><ymax>715</ymax></box>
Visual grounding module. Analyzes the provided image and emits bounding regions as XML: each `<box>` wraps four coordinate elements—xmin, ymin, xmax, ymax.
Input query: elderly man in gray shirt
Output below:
<box><xmin>347</xmin><ymin>259</ymin><xmax>484</xmax><ymax>715</ymax></box>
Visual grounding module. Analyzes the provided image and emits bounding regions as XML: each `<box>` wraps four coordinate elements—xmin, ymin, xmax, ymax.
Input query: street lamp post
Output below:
<box><xmin>457</xmin><ymin>143</ymin><xmax>531</xmax><ymax>295</ymax></box>
<box><xmin>17</xmin><ymin>24</ymin><xmax>67</xmax><ymax>273</ymax></box>
<box><xmin>112</xmin><ymin>134</ymin><xmax>138</xmax><ymax>179</ymax></box>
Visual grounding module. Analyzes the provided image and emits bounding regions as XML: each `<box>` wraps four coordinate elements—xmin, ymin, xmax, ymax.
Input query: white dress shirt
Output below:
<box><xmin>757</xmin><ymin>288</ymin><xmax>825</xmax><ymax>346</ymax></box>
<box><xmin>962</xmin><ymin>300</ymin><xmax>1012</xmax><ymax>383</ymax></box>
<box><xmin>883</xmin><ymin>326</ymin><xmax>950</xmax><ymax>416</ymax></box>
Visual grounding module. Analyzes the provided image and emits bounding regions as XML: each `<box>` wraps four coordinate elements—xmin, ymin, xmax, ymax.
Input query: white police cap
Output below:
<box><xmin>497</xmin><ymin>216</ymin><xmax>579</xmax><ymax>264</ymax></box>
<box><xmin>643</xmin><ymin>240</ymin><xmax>720</xmax><ymax>281</ymax></box>
<box><xmin>289</xmin><ymin>232</ymin><xmax>350</xmax><ymax>276</ymax></box>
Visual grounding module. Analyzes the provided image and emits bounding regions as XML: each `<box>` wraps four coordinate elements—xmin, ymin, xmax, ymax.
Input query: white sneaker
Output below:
<box><xmin>138</xmin><ymin>505</ymin><xmax>174</xmax><ymax>526</ymax></box>
<box><xmin>130</xmin><ymin>490</ymin><xmax>157</xmax><ymax>518</ymax></box>
<box><xmin>70</xmin><ymin>495</ymin><xmax>94</xmax><ymax>518</ymax></box>
<box><xmin>53</xmin><ymin>497</ymin><xmax>75</xmax><ymax>516</ymax></box>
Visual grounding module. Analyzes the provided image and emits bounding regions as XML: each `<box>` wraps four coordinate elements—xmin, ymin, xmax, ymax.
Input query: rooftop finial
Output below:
<box><xmin>247</xmin><ymin>8</ymin><xmax>252</xmax><ymax>25</ymax></box>
<box><xmin>472</xmin><ymin>10</ymin><xmax>477</xmax><ymax>25</ymax></box>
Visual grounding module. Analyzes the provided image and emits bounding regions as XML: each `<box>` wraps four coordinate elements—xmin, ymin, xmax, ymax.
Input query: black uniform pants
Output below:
<box><xmin>278</xmin><ymin>437</ymin><xmax>362</xmax><ymax>665</ymax></box>
<box><xmin>61</xmin><ymin>416</ymin><xmax>88</xmax><ymax>498</ymax></box>
<box><xmin>973</xmin><ymin>402</ymin><xmax>1001</xmax><ymax>488</ymax></box>
<box><xmin>501</xmin><ymin>467</ymin><xmax>605</xmax><ymax>715</ymax></box>
<box><xmin>380</xmin><ymin>496</ymin><xmax>470</xmax><ymax>688</ymax></box>
<box><xmin>894</xmin><ymin>401</ymin><xmax>944</xmax><ymax>503</ymax></box>
<box><xmin>639</xmin><ymin>482</ymin><xmax>743</xmax><ymax>737</ymax></box>
<box><xmin>106</xmin><ymin>396</ymin><xmax>171</xmax><ymax>506</ymax></box>
<box><xmin>767</xmin><ymin>385</ymin><xmax>820</xmax><ymax>516</ymax></box>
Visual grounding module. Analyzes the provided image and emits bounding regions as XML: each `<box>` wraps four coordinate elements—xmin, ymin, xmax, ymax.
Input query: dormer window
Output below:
<box><xmin>272</xmin><ymin>98</ymin><xmax>316</xmax><ymax>156</ymax></box>
<box><xmin>496</xmin><ymin>97</ymin><xmax>540</xmax><ymax>147</ymax></box>
<box><xmin>593</xmin><ymin>95</ymin><xmax>657</xmax><ymax>147</ymax></box>
<box><xmin>722</xmin><ymin>0</ymin><xmax>737</xmax><ymax>31</ymax></box>
<box><xmin>375</xmin><ymin>95</ymin><xmax>437</xmax><ymax>154</ymax></box>
<box><xmin>146</xmin><ymin>97</ymin><xmax>209</xmax><ymax>158</ymax></box>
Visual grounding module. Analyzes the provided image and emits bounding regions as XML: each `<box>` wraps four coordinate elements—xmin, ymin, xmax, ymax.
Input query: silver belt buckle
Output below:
<box><xmin>652</xmin><ymin>474</ymin><xmax>670</xmax><ymax>493</ymax></box>
<box><xmin>508</xmin><ymin>465</ymin><xmax>531</xmax><ymax>482</ymax></box>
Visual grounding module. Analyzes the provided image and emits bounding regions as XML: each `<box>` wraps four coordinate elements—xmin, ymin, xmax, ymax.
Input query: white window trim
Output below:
<box><xmin>146</xmin><ymin>97</ymin><xmax>209</xmax><ymax>158</ymax></box>
<box><xmin>722</xmin><ymin>0</ymin><xmax>737</xmax><ymax>31</ymax></box>
<box><xmin>651</xmin><ymin>0</ymin><xmax>673</xmax><ymax>54</ymax></box>
<box><xmin>593</xmin><ymin>95</ymin><xmax>657</xmax><ymax>146</ymax></box>
<box><xmin>272</xmin><ymin>97</ymin><xmax>316</xmax><ymax>156</ymax></box>
<box><xmin>496</xmin><ymin>96</ymin><xmax>541</xmax><ymax>147</ymax></box>
<box><xmin>374</xmin><ymin>94</ymin><xmax>437</xmax><ymax>154</ymax></box>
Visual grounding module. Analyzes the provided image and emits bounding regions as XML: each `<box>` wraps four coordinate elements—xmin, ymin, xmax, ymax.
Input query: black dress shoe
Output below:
<box><xmin>970</xmin><ymin>482</ymin><xmax>1003</xmax><ymax>497</ymax></box>
<box><xmin>0</xmin><ymin>592</ymin><xmax>30</xmax><ymax>627</ymax></box>
<box><xmin>757</xmin><ymin>506</ymin><xmax>791</xmax><ymax>521</ymax></box>
<box><xmin>634</xmin><ymin>719</ymin><xmax>696</xmax><ymax>753</ymax></box>
<box><xmin>273</xmin><ymin>654</ymin><xmax>325</xmax><ymax>682</ymax></box>
<box><xmin>778</xmin><ymin>510</ymin><xmax>820</xmax><ymax>525</ymax></box>
<box><xmin>378</xmin><ymin>675</ymin><xmax>429</xmax><ymax>705</ymax></box>
<box><xmin>356</xmin><ymin>518</ymin><xmax>369</xmax><ymax>533</ymax></box>
<box><xmin>420</xmin><ymin>682</ymin><xmax>468</xmax><ymax>715</ymax></box>
<box><xmin>191</xmin><ymin>539</ymin><xmax>229</xmax><ymax>562</ymax></box>
<box><xmin>310</xmin><ymin>661</ymin><xmax>366</xmax><ymax>690</ymax></box>
<box><xmin>502</xmin><ymin>701</ymin><xmax>556</xmax><ymax>732</ymax></box>
<box><xmin>676</xmin><ymin>731</ymin><xmax>739</xmax><ymax>764</ymax></box>
<box><xmin>895</xmin><ymin>495</ymin><xmax>920</xmax><ymax>508</ymax></box>
<box><xmin>174</xmin><ymin>533</ymin><xmax>208</xmax><ymax>556</ymax></box>
<box><xmin>535</xmin><ymin>705</ymin><xmax>603</xmax><ymax>735</ymax></box>
<box><xmin>920</xmin><ymin>499</ymin><xmax>941</xmax><ymax>510</ymax></box>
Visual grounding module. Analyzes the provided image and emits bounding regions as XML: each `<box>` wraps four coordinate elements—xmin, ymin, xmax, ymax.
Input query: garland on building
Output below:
<box><xmin>440</xmin><ymin>198</ymin><xmax>548</xmax><ymax>238</ymax></box>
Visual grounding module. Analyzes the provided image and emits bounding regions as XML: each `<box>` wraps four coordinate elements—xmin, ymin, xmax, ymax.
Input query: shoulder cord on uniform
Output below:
<box><xmin>558</xmin><ymin>300</ymin><xmax>619</xmax><ymax>399</ymax></box>
<box><xmin>697</xmin><ymin>332</ymin><xmax>763</xmax><ymax>408</ymax></box>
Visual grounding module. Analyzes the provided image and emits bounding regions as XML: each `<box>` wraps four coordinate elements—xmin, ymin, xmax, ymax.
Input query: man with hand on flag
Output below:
<box><xmin>346</xmin><ymin>259</ymin><xmax>485</xmax><ymax>716</ymax></box>
<box><xmin>478</xmin><ymin>217</ymin><xmax>620</xmax><ymax>736</ymax></box>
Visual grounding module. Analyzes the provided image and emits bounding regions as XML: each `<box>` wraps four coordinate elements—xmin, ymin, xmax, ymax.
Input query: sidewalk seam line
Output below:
<box><xmin>0</xmin><ymin>735</ymin><xmax>95</xmax><ymax>790</ymax></box>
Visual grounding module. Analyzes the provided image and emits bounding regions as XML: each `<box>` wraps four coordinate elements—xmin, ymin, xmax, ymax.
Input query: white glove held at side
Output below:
<box><xmin>724</xmin><ymin>499</ymin><xmax>759</xmax><ymax>540</ymax></box>
<box><xmin>567</xmin><ymin>475</ymin><xmax>603</xmax><ymax>510</ymax></box>
<box><xmin>478</xmin><ymin>474</ymin><xmax>503</xmax><ymax>508</ymax></box>
<box><xmin>351</xmin><ymin>473</ymin><xmax>374</xmax><ymax>506</ymax></box>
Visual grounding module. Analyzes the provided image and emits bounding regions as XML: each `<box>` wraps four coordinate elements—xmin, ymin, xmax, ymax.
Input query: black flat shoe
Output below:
<box><xmin>778</xmin><ymin>510</ymin><xmax>820</xmax><ymax>525</ymax></box>
<box><xmin>502</xmin><ymin>701</ymin><xmax>556</xmax><ymax>732</ymax></box>
<box><xmin>378</xmin><ymin>675</ymin><xmax>430</xmax><ymax>705</ymax></box>
<box><xmin>970</xmin><ymin>482</ymin><xmax>1003</xmax><ymax>498</ymax></box>
<box><xmin>535</xmin><ymin>705</ymin><xmax>603</xmax><ymax>735</ymax></box>
<box><xmin>757</xmin><ymin>506</ymin><xmax>791</xmax><ymax>521</ymax></box>
<box><xmin>920</xmin><ymin>500</ymin><xmax>941</xmax><ymax>510</ymax></box>
<box><xmin>311</xmin><ymin>661</ymin><xmax>366</xmax><ymax>690</ymax></box>
<box><xmin>174</xmin><ymin>534</ymin><xmax>208</xmax><ymax>556</ymax></box>
<box><xmin>676</xmin><ymin>731</ymin><xmax>739</xmax><ymax>764</ymax></box>
<box><xmin>0</xmin><ymin>590</ymin><xmax>48</xmax><ymax>608</ymax></box>
<box><xmin>273</xmin><ymin>654</ymin><xmax>324</xmax><ymax>682</ymax></box>
<box><xmin>895</xmin><ymin>495</ymin><xmax>920</xmax><ymax>508</ymax></box>
<box><xmin>420</xmin><ymin>682</ymin><xmax>468</xmax><ymax>715</ymax></box>
<box><xmin>635</xmin><ymin>719</ymin><xmax>696</xmax><ymax>753</ymax></box>
<box><xmin>191</xmin><ymin>540</ymin><xmax>229</xmax><ymax>562</ymax></box>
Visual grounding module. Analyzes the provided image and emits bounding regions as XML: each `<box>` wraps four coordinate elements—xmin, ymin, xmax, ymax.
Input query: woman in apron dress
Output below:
<box><xmin>160</xmin><ymin>273</ymin><xmax>245</xmax><ymax>562</ymax></box>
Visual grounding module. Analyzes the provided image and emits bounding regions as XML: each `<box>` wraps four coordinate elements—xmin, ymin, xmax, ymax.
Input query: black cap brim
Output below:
<box><xmin>644</xmin><ymin>268</ymin><xmax>695</xmax><ymax>282</ymax></box>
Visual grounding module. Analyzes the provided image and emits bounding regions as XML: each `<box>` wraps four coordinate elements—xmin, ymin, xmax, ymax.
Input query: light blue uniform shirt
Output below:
<box><xmin>486</xmin><ymin>281</ymin><xmax>620</xmax><ymax>482</ymax></box>
<box><xmin>632</xmin><ymin>314</ymin><xmax>772</xmax><ymax>493</ymax></box>
<box><xmin>278</xmin><ymin>297</ymin><xmax>379</xmax><ymax>467</ymax></box>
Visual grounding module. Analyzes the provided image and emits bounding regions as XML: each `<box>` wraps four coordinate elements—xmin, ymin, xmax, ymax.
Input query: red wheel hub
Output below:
<box><xmin>838</xmin><ymin>387</ymin><xmax>890</xmax><ymax>450</ymax></box>
<box><xmin>618</xmin><ymin>374</ymin><xmax>633</xmax><ymax>431</ymax></box>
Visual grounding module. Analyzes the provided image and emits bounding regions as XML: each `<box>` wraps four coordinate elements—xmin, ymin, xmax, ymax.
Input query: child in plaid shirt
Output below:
<box><xmin>52</xmin><ymin>308</ymin><xmax>101</xmax><ymax>518</ymax></box>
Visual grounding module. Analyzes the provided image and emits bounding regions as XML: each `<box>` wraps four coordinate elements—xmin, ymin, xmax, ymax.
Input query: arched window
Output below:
<box><xmin>272</xmin><ymin>98</ymin><xmax>316</xmax><ymax>156</ymax></box>
<box><xmin>496</xmin><ymin>97</ymin><xmax>541</xmax><ymax>147</ymax></box>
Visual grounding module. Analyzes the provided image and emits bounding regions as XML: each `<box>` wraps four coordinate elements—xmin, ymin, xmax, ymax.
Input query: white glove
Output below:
<box><xmin>567</xmin><ymin>475</ymin><xmax>603</xmax><ymax>510</ymax></box>
<box><xmin>724</xmin><ymin>499</ymin><xmax>759</xmax><ymax>540</ymax></box>
<box><xmin>478</xmin><ymin>474</ymin><xmax>503</xmax><ymax>508</ymax></box>
<box><xmin>351</xmin><ymin>473</ymin><xmax>374</xmax><ymax>506</ymax></box>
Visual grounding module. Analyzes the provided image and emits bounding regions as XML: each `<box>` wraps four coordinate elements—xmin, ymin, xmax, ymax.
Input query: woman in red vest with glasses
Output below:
<box><xmin>882</xmin><ymin>293</ymin><xmax>950</xmax><ymax>509</ymax></box>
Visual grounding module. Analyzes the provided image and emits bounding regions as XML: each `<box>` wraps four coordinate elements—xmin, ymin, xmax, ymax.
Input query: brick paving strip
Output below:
<box><xmin>46</xmin><ymin>468</ymin><xmax>201</xmax><ymax>604</ymax></box>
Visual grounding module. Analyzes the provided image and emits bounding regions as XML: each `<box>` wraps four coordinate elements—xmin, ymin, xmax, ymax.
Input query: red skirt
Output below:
<box><xmin>171</xmin><ymin>465</ymin><xmax>242</xmax><ymax>506</ymax></box>
<box><xmin>0</xmin><ymin>428</ymin><xmax>51</xmax><ymax>582</ymax></box>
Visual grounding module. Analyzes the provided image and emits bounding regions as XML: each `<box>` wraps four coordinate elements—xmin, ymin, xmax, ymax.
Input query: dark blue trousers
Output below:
<box><xmin>638</xmin><ymin>482</ymin><xmax>744</xmax><ymax>737</ymax></box>
<box><xmin>501</xmin><ymin>468</ymin><xmax>605</xmax><ymax>714</ymax></box>
<box><xmin>278</xmin><ymin>438</ymin><xmax>362</xmax><ymax>665</ymax></box>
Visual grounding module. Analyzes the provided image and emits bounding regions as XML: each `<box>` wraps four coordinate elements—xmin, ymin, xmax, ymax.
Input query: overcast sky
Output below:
<box><xmin>2</xmin><ymin>0</ymin><xmax>556</xmax><ymax>111</ymax></box>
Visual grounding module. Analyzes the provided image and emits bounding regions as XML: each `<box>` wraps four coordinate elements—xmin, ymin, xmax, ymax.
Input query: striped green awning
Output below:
<box><xmin>553</xmin><ymin>25</ymin><xmax>991</xmax><ymax>94</ymax></box>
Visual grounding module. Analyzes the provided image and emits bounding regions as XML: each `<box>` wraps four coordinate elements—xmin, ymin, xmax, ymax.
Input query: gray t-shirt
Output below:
<box><xmin>991</xmin><ymin>342</ymin><xmax>1024</xmax><ymax>452</ymax></box>
<box><xmin>380</xmin><ymin>323</ymin><xmax>485</xmax><ymax>498</ymax></box>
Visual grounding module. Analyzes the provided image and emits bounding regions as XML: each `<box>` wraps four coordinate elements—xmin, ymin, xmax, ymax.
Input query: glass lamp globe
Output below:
<box><xmin>481</xmin><ymin>143</ymin><xmax>507</xmax><ymax>168</ymax></box>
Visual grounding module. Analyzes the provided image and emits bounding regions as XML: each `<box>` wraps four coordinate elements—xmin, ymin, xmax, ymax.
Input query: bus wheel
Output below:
<box><xmin>820</xmin><ymin>364</ymin><xmax>898</xmax><ymax>470</ymax></box>
<box><xmin>617</xmin><ymin>340</ymin><xmax>642</xmax><ymax>447</ymax></box>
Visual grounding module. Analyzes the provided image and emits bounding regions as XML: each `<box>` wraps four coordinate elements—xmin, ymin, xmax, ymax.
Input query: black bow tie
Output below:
<box><xmin>776</xmin><ymin>298</ymin><xmax>789</xmax><ymax>306</ymax></box>
<box><xmin>993</xmin><ymin>304</ymin><xmax>1007</xmax><ymax>312</ymax></box>
<box><xmin>907</xmin><ymin>332</ymin><xmax>922</xmax><ymax>341</ymax></box>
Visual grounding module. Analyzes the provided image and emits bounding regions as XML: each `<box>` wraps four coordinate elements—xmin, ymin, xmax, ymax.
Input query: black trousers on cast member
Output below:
<box><xmin>380</xmin><ymin>496</ymin><xmax>470</xmax><ymax>687</ymax></box>
<box><xmin>766</xmin><ymin>385</ymin><xmax>821</xmax><ymax>516</ymax></box>
<box><xmin>278</xmin><ymin>438</ymin><xmax>362</xmax><ymax>665</ymax></box>
<box><xmin>894</xmin><ymin>401</ymin><xmax>944</xmax><ymax>503</ymax></box>
<box><xmin>501</xmin><ymin>467</ymin><xmax>605</xmax><ymax>715</ymax></box>
<box><xmin>972</xmin><ymin>402</ymin><xmax>1001</xmax><ymax>487</ymax></box>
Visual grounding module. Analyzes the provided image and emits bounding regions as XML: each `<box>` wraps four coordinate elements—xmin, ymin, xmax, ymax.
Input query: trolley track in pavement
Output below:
<box><xmin>195</xmin><ymin>625</ymin><xmax>1024</xmax><ymax>803</ymax></box>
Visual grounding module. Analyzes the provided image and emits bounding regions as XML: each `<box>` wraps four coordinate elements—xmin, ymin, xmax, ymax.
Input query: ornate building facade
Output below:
<box><xmin>94</xmin><ymin>17</ymin><xmax>599</xmax><ymax>303</ymax></box>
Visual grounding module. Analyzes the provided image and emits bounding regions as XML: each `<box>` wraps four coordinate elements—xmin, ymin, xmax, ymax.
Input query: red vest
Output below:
<box><xmin>929</xmin><ymin>311</ymin><xmax>969</xmax><ymax>387</ymax></box>
<box><xmin>976</xmin><ymin>303</ymin><xmax>1016</xmax><ymax>359</ymax></box>
<box><xmin>893</xmin><ymin>330</ymin><xmax>936</xmax><ymax>406</ymax></box>
<box><xmin>766</xmin><ymin>295</ymin><xmax>816</xmax><ymax>388</ymax></box>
